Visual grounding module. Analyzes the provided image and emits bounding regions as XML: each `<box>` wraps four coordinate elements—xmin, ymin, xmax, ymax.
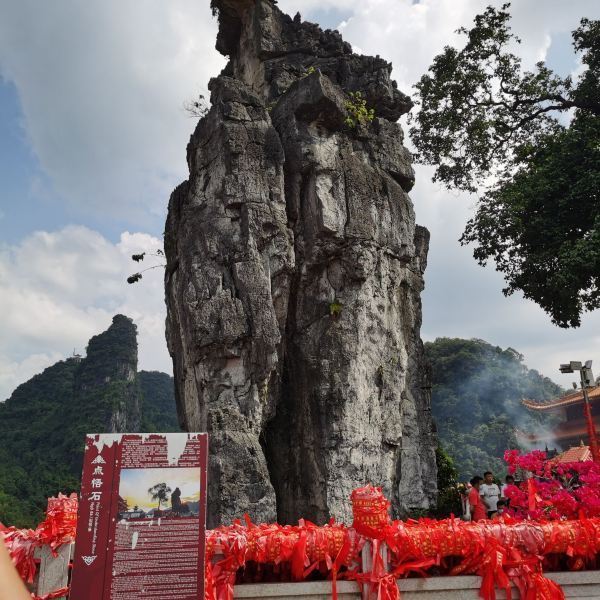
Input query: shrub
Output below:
<box><xmin>344</xmin><ymin>91</ymin><xmax>375</xmax><ymax>128</ymax></box>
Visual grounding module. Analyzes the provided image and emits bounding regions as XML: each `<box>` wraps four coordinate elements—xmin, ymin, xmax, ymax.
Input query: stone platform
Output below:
<box><xmin>234</xmin><ymin>571</ymin><xmax>600</xmax><ymax>599</ymax></box>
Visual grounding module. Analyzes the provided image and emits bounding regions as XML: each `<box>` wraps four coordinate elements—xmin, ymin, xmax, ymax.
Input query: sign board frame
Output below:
<box><xmin>70</xmin><ymin>433</ymin><xmax>208</xmax><ymax>600</ymax></box>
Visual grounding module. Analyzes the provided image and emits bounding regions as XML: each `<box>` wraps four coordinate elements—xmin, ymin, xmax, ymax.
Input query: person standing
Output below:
<box><xmin>468</xmin><ymin>476</ymin><xmax>487</xmax><ymax>522</ymax></box>
<box><xmin>501</xmin><ymin>474</ymin><xmax>515</xmax><ymax>498</ymax></box>
<box><xmin>480</xmin><ymin>471</ymin><xmax>501</xmax><ymax>518</ymax></box>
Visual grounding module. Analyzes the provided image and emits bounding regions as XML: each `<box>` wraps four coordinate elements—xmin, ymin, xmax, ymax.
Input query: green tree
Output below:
<box><xmin>410</xmin><ymin>5</ymin><xmax>600</xmax><ymax>327</ymax></box>
<box><xmin>139</xmin><ymin>371</ymin><xmax>181</xmax><ymax>433</ymax></box>
<box><xmin>434</xmin><ymin>446</ymin><xmax>461</xmax><ymax>518</ymax></box>
<box><xmin>148</xmin><ymin>483</ymin><xmax>172</xmax><ymax>512</ymax></box>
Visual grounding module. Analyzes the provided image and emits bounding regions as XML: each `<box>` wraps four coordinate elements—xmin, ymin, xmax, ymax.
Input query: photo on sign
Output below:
<box><xmin>117</xmin><ymin>467</ymin><xmax>201</xmax><ymax>520</ymax></box>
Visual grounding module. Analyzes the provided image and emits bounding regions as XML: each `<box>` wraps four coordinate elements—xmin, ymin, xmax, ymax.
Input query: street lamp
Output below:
<box><xmin>559</xmin><ymin>360</ymin><xmax>599</xmax><ymax>463</ymax></box>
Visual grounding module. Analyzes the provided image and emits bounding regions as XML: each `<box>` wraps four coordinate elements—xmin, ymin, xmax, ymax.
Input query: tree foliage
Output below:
<box><xmin>433</xmin><ymin>446</ymin><xmax>461</xmax><ymax>518</ymax></box>
<box><xmin>127</xmin><ymin>249</ymin><xmax>164</xmax><ymax>285</ymax></box>
<box><xmin>140</xmin><ymin>371</ymin><xmax>181</xmax><ymax>433</ymax></box>
<box><xmin>427</xmin><ymin>337</ymin><xmax>563</xmax><ymax>481</ymax></box>
<box><xmin>344</xmin><ymin>91</ymin><xmax>375</xmax><ymax>128</ymax></box>
<box><xmin>411</xmin><ymin>5</ymin><xmax>600</xmax><ymax>327</ymax></box>
<box><xmin>183</xmin><ymin>94</ymin><xmax>209</xmax><ymax>118</ymax></box>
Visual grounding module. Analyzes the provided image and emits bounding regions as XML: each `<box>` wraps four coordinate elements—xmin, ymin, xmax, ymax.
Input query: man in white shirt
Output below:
<box><xmin>480</xmin><ymin>471</ymin><xmax>501</xmax><ymax>518</ymax></box>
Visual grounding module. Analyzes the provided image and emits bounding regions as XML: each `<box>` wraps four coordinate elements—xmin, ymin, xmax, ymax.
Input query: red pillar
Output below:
<box><xmin>582</xmin><ymin>391</ymin><xmax>600</xmax><ymax>463</ymax></box>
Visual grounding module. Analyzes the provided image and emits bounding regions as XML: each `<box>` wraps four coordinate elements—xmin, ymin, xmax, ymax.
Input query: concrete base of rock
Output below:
<box><xmin>234</xmin><ymin>571</ymin><xmax>600</xmax><ymax>599</ymax></box>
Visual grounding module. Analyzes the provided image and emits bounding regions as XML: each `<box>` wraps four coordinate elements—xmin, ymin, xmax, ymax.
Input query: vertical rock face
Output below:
<box><xmin>165</xmin><ymin>0</ymin><xmax>436</xmax><ymax>527</ymax></box>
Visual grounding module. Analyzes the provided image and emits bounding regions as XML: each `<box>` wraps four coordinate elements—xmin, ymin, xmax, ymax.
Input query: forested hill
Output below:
<box><xmin>140</xmin><ymin>370</ymin><xmax>181</xmax><ymax>432</ymax></box>
<box><xmin>426</xmin><ymin>338</ymin><xmax>563</xmax><ymax>481</ymax></box>
<box><xmin>0</xmin><ymin>315</ymin><xmax>178</xmax><ymax>527</ymax></box>
<box><xmin>0</xmin><ymin>331</ymin><xmax>566</xmax><ymax>525</ymax></box>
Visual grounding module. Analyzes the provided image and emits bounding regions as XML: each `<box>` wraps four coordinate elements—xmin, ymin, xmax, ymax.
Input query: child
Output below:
<box><xmin>494</xmin><ymin>499</ymin><xmax>507</xmax><ymax>519</ymax></box>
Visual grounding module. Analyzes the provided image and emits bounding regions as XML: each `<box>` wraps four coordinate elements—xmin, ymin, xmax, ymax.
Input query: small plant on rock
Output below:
<box><xmin>329</xmin><ymin>299</ymin><xmax>343</xmax><ymax>318</ymax></box>
<box><xmin>344</xmin><ymin>91</ymin><xmax>375</xmax><ymax>128</ymax></box>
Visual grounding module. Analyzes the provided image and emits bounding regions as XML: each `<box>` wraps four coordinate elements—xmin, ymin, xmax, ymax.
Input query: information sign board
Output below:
<box><xmin>70</xmin><ymin>433</ymin><xmax>208</xmax><ymax>599</ymax></box>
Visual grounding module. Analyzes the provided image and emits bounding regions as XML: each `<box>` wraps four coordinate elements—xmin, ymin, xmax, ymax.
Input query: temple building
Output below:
<box><xmin>522</xmin><ymin>386</ymin><xmax>600</xmax><ymax>449</ymax></box>
<box><xmin>550</xmin><ymin>443</ymin><xmax>592</xmax><ymax>464</ymax></box>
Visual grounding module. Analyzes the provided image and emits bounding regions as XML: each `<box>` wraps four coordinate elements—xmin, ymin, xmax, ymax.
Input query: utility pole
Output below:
<box><xmin>560</xmin><ymin>360</ymin><xmax>600</xmax><ymax>463</ymax></box>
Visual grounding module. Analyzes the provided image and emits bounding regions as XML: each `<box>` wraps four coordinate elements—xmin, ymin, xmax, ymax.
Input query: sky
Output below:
<box><xmin>0</xmin><ymin>0</ymin><xmax>599</xmax><ymax>400</ymax></box>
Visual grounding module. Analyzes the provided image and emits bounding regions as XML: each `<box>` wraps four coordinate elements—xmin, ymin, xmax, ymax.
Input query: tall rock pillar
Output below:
<box><xmin>165</xmin><ymin>0</ymin><xmax>436</xmax><ymax>527</ymax></box>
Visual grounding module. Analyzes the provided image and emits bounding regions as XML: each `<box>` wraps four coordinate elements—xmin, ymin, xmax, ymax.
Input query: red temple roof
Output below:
<box><xmin>550</xmin><ymin>445</ymin><xmax>592</xmax><ymax>464</ymax></box>
<box><xmin>522</xmin><ymin>386</ymin><xmax>600</xmax><ymax>412</ymax></box>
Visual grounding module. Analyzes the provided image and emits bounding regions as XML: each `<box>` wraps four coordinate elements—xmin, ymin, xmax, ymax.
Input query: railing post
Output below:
<box><xmin>35</xmin><ymin>542</ymin><xmax>72</xmax><ymax>599</ymax></box>
<box><xmin>360</xmin><ymin>541</ymin><xmax>389</xmax><ymax>600</ymax></box>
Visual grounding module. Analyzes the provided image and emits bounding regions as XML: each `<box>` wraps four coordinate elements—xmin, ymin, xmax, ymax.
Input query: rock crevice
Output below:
<box><xmin>165</xmin><ymin>0</ymin><xmax>436</xmax><ymax>527</ymax></box>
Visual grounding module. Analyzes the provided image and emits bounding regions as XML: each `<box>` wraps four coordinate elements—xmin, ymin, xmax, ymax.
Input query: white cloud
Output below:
<box><xmin>0</xmin><ymin>0</ymin><xmax>225</xmax><ymax>226</ymax></box>
<box><xmin>0</xmin><ymin>226</ymin><xmax>170</xmax><ymax>400</ymax></box>
<box><xmin>326</xmin><ymin>0</ymin><xmax>599</xmax><ymax>91</ymax></box>
<box><xmin>0</xmin><ymin>0</ymin><xmax>599</xmax><ymax>396</ymax></box>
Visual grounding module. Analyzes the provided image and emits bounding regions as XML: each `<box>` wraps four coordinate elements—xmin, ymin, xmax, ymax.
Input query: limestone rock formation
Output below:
<box><xmin>165</xmin><ymin>0</ymin><xmax>437</xmax><ymax>527</ymax></box>
<box><xmin>75</xmin><ymin>314</ymin><xmax>141</xmax><ymax>433</ymax></box>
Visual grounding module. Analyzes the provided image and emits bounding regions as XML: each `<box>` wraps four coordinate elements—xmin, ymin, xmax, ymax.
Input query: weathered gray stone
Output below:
<box><xmin>165</xmin><ymin>0</ymin><xmax>436</xmax><ymax>527</ymax></box>
<box><xmin>232</xmin><ymin>570</ymin><xmax>600</xmax><ymax>599</ymax></box>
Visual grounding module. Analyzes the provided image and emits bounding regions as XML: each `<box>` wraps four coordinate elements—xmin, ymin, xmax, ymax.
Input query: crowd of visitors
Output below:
<box><xmin>466</xmin><ymin>471</ymin><xmax>515</xmax><ymax>521</ymax></box>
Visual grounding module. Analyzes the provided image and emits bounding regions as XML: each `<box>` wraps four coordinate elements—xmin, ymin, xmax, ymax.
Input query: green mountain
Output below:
<box><xmin>0</xmin><ymin>315</ymin><xmax>178</xmax><ymax>528</ymax></box>
<box><xmin>0</xmin><ymin>329</ymin><xmax>565</xmax><ymax>525</ymax></box>
<box><xmin>140</xmin><ymin>371</ymin><xmax>181</xmax><ymax>433</ymax></box>
<box><xmin>426</xmin><ymin>338</ymin><xmax>563</xmax><ymax>481</ymax></box>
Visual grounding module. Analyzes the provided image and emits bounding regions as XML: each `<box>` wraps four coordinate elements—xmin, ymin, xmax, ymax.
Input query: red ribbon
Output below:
<box><xmin>527</xmin><ymin>479</ymin><xmax>537</xmax><ymax>513</ymax></box>
<box><xmin>8</xmin><ymin>492</ymin><xmax>600</xmax><ymax>600</ymax></box>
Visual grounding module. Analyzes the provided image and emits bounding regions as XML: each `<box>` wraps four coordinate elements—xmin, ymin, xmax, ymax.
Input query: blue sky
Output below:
<box><xmin>0</xmin><ymin>80</ymin><xmax>66</xmax><ymax>243</ymax></box>
<box><xmin>0</xmin><ymin>78</ymin><xmax>154</xmax><ymax>244</ymax></box>
<box><xmin>0</xmin><ymin>0</ymin><xmax>599</xmax><ymax>399</ymax></box>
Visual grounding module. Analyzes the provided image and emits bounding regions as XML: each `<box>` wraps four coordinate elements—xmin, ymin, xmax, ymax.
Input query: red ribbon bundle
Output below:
<box><xmin>1</xmin><ymin>493</ymin><xmax>77</xmax><ymax>584</ymax></box>
<box><xmin>5</xmin><ymin>492</ymin><xmax>600</xmax><ymax>600</ymax></box>
<box><xmin>205</xmin><ymin>518</ymin><xmax>363</xmax><ymax>600</ymax></box>
<box><xmin>351</xmin><ymin>485</ymin><xmax>391</xmax><ymax>539</ymax></box>
<box><xmin>34</xmin><ymin>587</ymin><xmax>71</xmax><ymax>600</ymax></box>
